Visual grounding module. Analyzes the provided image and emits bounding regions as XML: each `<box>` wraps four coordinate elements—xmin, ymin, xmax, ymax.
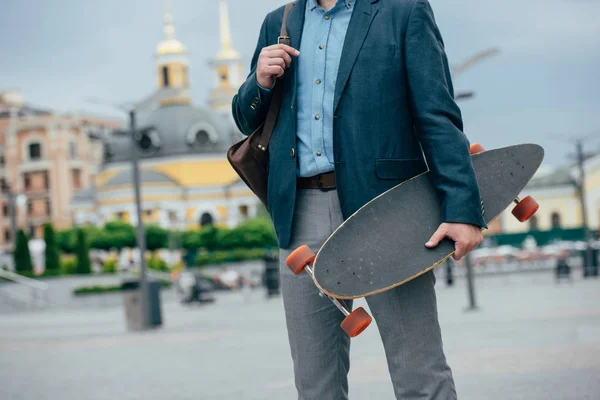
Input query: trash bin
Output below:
<box><xmin>122</xmin><ymin>279</ymin><xmax>163</xmax><ymax>331</ymax></box>
<box><xmin>263</xmin><ymin>251</ymin><xmax>280</xmax><ymax>297</ymax></box>
<box><xmin>583</xmin><ymin>248</ymin><xmax>599</xmax><ymax>277</ymax></box>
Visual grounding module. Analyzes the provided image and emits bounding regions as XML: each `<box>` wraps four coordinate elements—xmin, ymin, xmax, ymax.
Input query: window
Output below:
<box><xmin>27</xmin><ymin>200</ymin><xmax>33</xmax><ymax>215</ymax></box>
<box><xmin>28</xmin><ymin>142</ymin><xmax>42</xmax><ymax>160</ymax></box>
<box><xmin>139</xmin><ymin>134</ymin><xmax>153</xmax><ymax>150</ymax></box>
<box><xmin>4</xmin><ymin>230</ymin><xmax>10</xmax><ymax>243</ymax></box>
<box><xmin>529</xmin><ymin>215</ymin><xmax>539</xmax><ymax>231</ymax></box>
<box><xmin>239</xmin><ymin>205</ymin><xmax>249</xmax><ymax>218</ymax></box>
<box><xmin>551</xmin><ymin>212</ymin><xmax>562</xmax><ymax>229</ymax></box>
<box><xmin>69</xmin><ymin>142</ymin><xmax>78</xmax><ymax>159</ymax></box>
<box><xmin>46</xmin><ymin>199</ymin><xmax>51</xmax><ymax>216</ymax></box>
<box><xmin>24</xmin><ymin>173</ymin><xmax>31</xmax><ymax>190</ymax></box>
<box><xmin>199</xmin><ymin>212</ymin><xmax>214</xmax><ymax>227</ymax></box>
<box><xmin>2</xmin><ymin>203</ymin><xmax>7</xmax><ymax>216</ymax></box>
<box><xmin>117</xmin><ymin>211</ymin><xmax>126</xmax><ymax>221</ymax></box>
<box><xmin>0</xmin><ymin>151</ymin><xmax>4</xmax><ymax>166</ymax></box>
<box><xmin>0</xmin><ymin>178</ymin><xmax>6</xmax><ymax>192</ymax></box>
<box><xmin>72</xmin><ymin>169</ymin><xmax>81</xmax><ymax>189</ymax></box>
<box><xmin>145</xmin><ymin>209</ymin><xmax>153</xmax><ymax>216</ymax></box>
<box><xmin>162</xmin><ymin>66</ymin><xmax>170</xmax><ymax>87</ymax></box>
<box><xmin>195</xmin><ymin>130</ymin><xmax>210</xmax><ymax>145</ymax></box>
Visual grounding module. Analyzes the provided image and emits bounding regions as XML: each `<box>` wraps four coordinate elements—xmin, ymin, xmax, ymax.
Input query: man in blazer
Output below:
<box><xmin>232</xmin><ymin>0</ymin><xmax>485</xmax><ymax>398</ymax></box>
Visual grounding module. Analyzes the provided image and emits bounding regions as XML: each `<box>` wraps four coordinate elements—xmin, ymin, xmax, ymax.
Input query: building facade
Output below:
<box><xmin>0</xmin><ymin>90</ymin><xmax>120</xmax><ymax>251</ymax></box>
<box><xmin>71</xmin><ymin>0</ymin><xmax>258</xmax><ymax>231</ymax></box>
<box><xmin>498</xmin><ymin>152</ymin><xmax>600</xmax><ymax>235</ymax></box>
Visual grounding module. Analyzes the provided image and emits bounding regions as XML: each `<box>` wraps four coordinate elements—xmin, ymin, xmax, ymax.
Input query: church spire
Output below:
<box><xmin>214</xmin><ymin>0</ymin><xmax>241</xmax><ymax>61</ymax></box>
<box><xmin>209</xmin><ymin>0</ymin><xmax>243</xmax><ymax>113</ymax></box>
<box><xmin>163</xmin><ymin>0</ymin><xmax>176</xmax><ymax>41</ymax></box>
<box><xmin>219</xmin><ymin>0</ymin><xmax>233</xmax><ymax>52</ymax></box>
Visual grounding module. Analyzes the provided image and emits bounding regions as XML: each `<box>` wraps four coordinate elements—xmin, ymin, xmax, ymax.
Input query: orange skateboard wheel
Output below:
<box><xmin>512</xmin><ymin>195</ymin><xmax>539</xmax><ymax>222</ymax></box>
<box><xmin>470</xmin><ymin>143</ymin><xmax>485</xmax><ymax>155</ymax></box>
<box><xmin>286</xmin><ymin>245</ymin><xmax>316</xmax><ymax>275</ymax></box>
<box><xmin>340</xmin><ymin>307</ymin><xmax>372</xmax><ymax>337</ymax></box>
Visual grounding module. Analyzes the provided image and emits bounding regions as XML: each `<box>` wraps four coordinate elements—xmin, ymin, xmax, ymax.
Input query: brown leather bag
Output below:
<box><xmin>227</xmin><ymin>2</ymin><xmax>294</xmax><ymax>209</ymax></box>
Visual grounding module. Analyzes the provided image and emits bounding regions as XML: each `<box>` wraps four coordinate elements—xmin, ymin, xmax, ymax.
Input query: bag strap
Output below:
<box><xmin>257</xmin><ymin>2</ymin><xmax>295</xmax><ymax>151</ymax></box>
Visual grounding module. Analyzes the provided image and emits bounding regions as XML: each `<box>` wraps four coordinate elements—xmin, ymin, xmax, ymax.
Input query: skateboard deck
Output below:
<box><xmin>312</xmin><ymin>143</ymin><xmax>544</xmax><ymax>299</ymax></box>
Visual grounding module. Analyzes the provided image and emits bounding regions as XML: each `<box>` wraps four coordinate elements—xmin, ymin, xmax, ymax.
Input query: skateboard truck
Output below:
<box><xmin>286</xmin><ymin>245</ymin><xmax>373</xmax><ymax>337</ymax></box>
<box><xmin>470</xmin><ymin>143</ymin><xmax>539</xmax><ymax>222</ymax></box>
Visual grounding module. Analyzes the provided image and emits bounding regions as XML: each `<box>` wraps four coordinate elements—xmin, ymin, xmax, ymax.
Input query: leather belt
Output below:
<box><xmin>297</xmin><ymin>171</ymin><xmax>336</xmax><ymax>191</ymax></box>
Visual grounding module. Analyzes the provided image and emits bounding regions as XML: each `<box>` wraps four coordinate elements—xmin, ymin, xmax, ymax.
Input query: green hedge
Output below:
<box><xmin>73</xmin><ymin>280</ymin><xmax>172</xmax><ymax>296</ymax></box>
<box><xmin>103</xmin><ymin>259</ymin><xmax>118</xmax><ymax>274</ymax></box>
<box><xmin>195</xmin><ymin>248</ymin><xmax>268</xmax><ymax>267</ymax></box>
<box><xmin>57</xmin><ymin>217</ymin><xmax>277</xmax><ymax>253</ymax></box>
<box><xmin>486</xmin><ymin>227</ymin><xmax>590</xmax><ymax>247</ymax></box>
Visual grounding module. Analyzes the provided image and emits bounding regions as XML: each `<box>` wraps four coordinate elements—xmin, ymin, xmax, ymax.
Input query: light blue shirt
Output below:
<box><xmin>295</xmin><ymin>0</ymin><xmax>354</xmax><ymax>177</ymax></box>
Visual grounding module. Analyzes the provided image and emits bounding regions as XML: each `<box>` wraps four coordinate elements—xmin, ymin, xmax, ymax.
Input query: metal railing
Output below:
<box><xmin>0</xmin><ymin>269</ymin><xmax>49</xmax><ymax>308</ymax></box>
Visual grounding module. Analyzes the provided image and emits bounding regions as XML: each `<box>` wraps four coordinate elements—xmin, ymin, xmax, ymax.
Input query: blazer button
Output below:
<box><xmin>290</xmin><ymin>148</ymin><xmax>296</xmax><ymax>157</ymax></box>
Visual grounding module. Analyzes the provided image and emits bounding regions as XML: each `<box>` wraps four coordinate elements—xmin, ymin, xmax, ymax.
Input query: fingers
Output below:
<box><xmin>256</xmin><ymin>44</ymin><xmax>299</xmax><ymax>87</ymax></box>
<box><xmin>425</xmin><ymin>225</ymin><xmax>447</xmax><ymax>248</ymax></box>
<box><xmin>263</xmin><ymin>65</ymin><xmax>285</xmax><ymax>78</ymax></box>
<box><xmin>452</xmin><ymin>242</ymin><xmax>467</xmax><ymax>261</ymax></box>
<box><xmin>266</xmin><ymin>49</ymin><xmax>293</xmax><ymax>68</ymax></box>
<box><xmin>265</xmin><ymin>43</ymin><xmax>300</xmax><ymax>57</ymax></box>
<box><xmin>452</xmin><ymin>234</ymin><xmax>483</xmax><ymax>261</ymax></box>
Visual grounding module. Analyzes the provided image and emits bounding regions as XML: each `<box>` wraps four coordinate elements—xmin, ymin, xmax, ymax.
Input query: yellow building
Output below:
<box><xmin>71</xmin><ymin>1</ymin><xmax>257</xmax><ymax>230</ymax></box>
<box><xmin>498</xmin><ymin>153</ymin><xmax>600</xmax><ymax>235</ymax></box>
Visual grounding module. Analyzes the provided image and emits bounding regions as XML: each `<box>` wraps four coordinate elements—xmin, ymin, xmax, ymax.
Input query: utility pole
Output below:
<box><xmin>129</xmin><ymin>110</ymin><xmax>151</xmax><ymax>326</ymax></box>
<box><xmin>575</xmin><ymin>140</ymin><xmax>594</xmax><ymax>277</ymax></box>
<box><xmin>86</xmin><ymin>98</ymin><xmax>156</xmax><ymax>329</ymax></box>
<box><xmin>464</xmin><ymin>253</ymin><xmax>478</xmax><ymax>311</ymax></box>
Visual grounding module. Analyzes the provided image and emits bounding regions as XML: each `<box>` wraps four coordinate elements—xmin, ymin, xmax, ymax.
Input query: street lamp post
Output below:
<box><xmin>128</xmin><ymin>110</ymin><xmax>151</xmax><ymax>326</ymax></box>
<box><xmin>86</xmin><ymin>98</ymin><xmax>153</xmax><ymax>330</ymax></box>
<box><xmin>575</xmin><ymin>140</ymin><xmax>595</xmax><ymax>276</ymax></box>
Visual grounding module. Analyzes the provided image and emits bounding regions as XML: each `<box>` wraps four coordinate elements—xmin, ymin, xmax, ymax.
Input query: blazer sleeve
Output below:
<box><xmin>232</xmin><ymin>16</ymin><xmax>274</xmax><ymax>136</ymax></box>
<box><xmin>405</xmin><ymin>0</ymin><xmax>487</xmax><ymax>228</ymax></box>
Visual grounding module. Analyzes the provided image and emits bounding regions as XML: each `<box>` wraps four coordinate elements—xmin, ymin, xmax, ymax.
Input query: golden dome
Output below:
<box><xmin>157</xmin><ymin>39</ymin><xmax>186</xmax><ymax>56</ymax></box>
<box><xmin>156</xmin><ymin>3</ymin><xmax>186</xmax><ymax>56</ymax></box>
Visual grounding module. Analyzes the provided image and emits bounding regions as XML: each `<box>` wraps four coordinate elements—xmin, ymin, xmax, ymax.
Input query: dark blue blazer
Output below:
<box><xmin>232</xmin><ymin>0</ymin><xmax>486</xmax><ymax>249</ymax></box>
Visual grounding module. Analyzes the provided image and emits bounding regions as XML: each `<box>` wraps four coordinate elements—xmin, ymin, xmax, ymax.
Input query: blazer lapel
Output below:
<box><xmin>333</xmin><ymin>0</ymin><xmax>380</xmax><ymax>112</ymax></box>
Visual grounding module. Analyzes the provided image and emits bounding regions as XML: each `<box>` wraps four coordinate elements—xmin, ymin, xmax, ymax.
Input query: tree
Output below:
<box><xmin>75</xmin><ymin>229</ymin><xmax>91</xmax><ymax>275</ymax></box>
<box><xmin>104</xmin><ymin>220</ymin><xmax>136</xmax><ymax>249</ymax></box>
<box><xmin>43</xmin><ymin>224</ymin><xmax>60</xmax><ymax>273</ymax></box>
<box><xmin>145</xmin><ymin>225</ymin><xmax>168</xmax><ymax>252</ymax></box>
<box><xmin>13</xmin><ymin>229</ymin><xmax>33</xmax><ymax>274</ymax></box>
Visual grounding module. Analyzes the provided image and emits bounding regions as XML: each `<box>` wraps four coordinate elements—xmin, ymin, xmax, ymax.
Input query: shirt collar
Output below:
<box><xmin>309</xmin><ymin>0</ymin><xmax>353</xmax><ymax>11</ymax></box>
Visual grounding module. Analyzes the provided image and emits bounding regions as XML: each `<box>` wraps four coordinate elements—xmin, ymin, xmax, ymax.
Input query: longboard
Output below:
<box><xmin>286</xmin><ymin>143</ymin><xmax>544</xmax><ymax>336</ymax></box>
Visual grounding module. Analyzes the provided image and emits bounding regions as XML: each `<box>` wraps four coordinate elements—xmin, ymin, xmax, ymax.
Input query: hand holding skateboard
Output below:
<box><xmin>287</xmin><ymin>143</ymin><xmax>543</xmax><ymax>337</ymax></box>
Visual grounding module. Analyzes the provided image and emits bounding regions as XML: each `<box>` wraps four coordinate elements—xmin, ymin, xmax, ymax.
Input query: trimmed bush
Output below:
<box><xmin>44</xmin><ymin>224</ymin><xmax>60</xmax><ymax>273</ymax></box>
<box><xmin>146</xmin><ymin>225</ymin><xmax>169</xmax><ymax>252</ymax></box>
<box><xmin>60</xmin><ymin>259</ymin><xmax>78</xmax><ymax>275</ymax></box>
<box><xmin>147</xmin><ymin>256</ymin><xmax>169</xmax><ymax>272</ymax></box>
<box><xmin>75</xmin><ymin>229</ymin><xmax>91</xmax><ymax>275</ymax></box>
<box><xmin>73</xmin><ymin>280</ymin><xmax>172</xmax><ymax>296</ymax></box>
<box><xmin>103</xmin><ymin>259</ymin><xmax>118</xmax><ymax>274</ymax></box>
<box><xmin>57</xmin><ymin>229</ymin><xmax>77</xmax><ymax>254</ymax></box>
<box><xmin>13</xmin><ymin>229</ymin><xmax>33</xmax><ymax>274</ymax></box>
<box><xmin>195</xmin><ymin>248</ymin><xmax>268</xmax><ymax>267</ymax></box>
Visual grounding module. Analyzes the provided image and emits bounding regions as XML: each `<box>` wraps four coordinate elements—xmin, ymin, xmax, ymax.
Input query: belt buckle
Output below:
<box><xmin>316</xmin><ymin>174</ymin><xmax>331</xmax><ymax>192</ymax></box>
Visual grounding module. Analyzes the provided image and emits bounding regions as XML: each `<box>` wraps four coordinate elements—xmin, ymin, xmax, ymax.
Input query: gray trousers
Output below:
<box><xmin>279</xmin><ymin>189</ymin><xmax>456</xmax><ymax>400</ymax></box>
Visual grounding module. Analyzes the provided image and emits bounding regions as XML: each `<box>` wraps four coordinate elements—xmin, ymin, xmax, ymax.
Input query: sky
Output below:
<box><xmin>1</xmin><ymin>0</ymin><xmax>599</xmax><ymax>167</ymax></box>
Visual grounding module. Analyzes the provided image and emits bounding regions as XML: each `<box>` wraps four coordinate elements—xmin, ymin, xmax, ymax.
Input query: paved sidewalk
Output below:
<box><xmin>1</xmin><ymin>271</ymin><xmax>599</xmax><ymax>399</ymax></box>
